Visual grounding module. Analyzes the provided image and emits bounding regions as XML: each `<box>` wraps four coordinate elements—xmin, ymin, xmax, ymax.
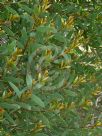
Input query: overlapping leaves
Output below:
<box><xmin>0</xmin><ymin>0</ymin><xmax>102</xmax><ymax>135</ymax></box>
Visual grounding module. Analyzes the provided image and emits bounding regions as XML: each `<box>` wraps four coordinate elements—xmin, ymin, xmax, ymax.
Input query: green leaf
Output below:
<box><xmin>63</xmin><ymin>54</ymin><xmax>71</xmax><ymax>62</ymax></box>
<box><xmin>17</xmin><ymin>102</ymin><xmax>31</xmax><ymax>110</ymax></box>
<box><xmin>55</xmin><ymin>15</ymin><xmax>62</xmax><ymax>29</ymax></box>
<box><xmin>19</xmin><ymin>4</ymin><xmax>33</xmax><ymax>14</ymax></box>
<box><xmin>6</xmin><ymin>6</ymin><xmax>18</xmax><ymax>14</ymax></box>
<box><xmin>9</xmin><ymin>82</ymin><xmax>21</xmax><ymax>97</ymax></box>
<box><xmin>33</xmin><ymin>5</ymin><xmax>41</xmax><ymax>15</ymax></box>
<box><xmin>54</xmin><ymin>33</ymin><xmax>66</xmax><ymax>43</ymax></box>
<box><xmin>40</xmin><ymin>114</ymin><xmax>51</xmax><ymax>128</ymax></box>
<box><xmin>26</xmin><ymin>73</ymin><xmax>32</xmax><ymax>89</ymax></box>
<box><xmin>2</xmin><ymin>26</ymin><xmax>14</xmax><ymax>36</ymax></box>
<box><xmin>28</xmin><ymin>43</ymin><xmax>43</xmax><ymax>63</ymax></box>
<box><xmin>5</xmin><ymin>112</ymin><xmax>16</xmax><ymax>124</ymax></box>
<box><xmin>7</xmin><ymin>40</ymin><xmax>16</xmax><ymax>54</ymax></box>
<box><xmin>37</xmin><ymin>25</ymin><xmax>57</xmax><ymax>33</ymax></box>
<box><xmin>64</xmin><ymin>89</ymin><xmax>77</xmax><ymax>97</ymax></box>
<box><xmin>21</xmin><ymin>86</ymin><xmax>28</xmax><ymax>94</ymax></box>
<box><xmin>3</xmin><ymin>76</ymin><xmax>24</xmax><ymax>84</ymax></box>
<box><xmin>0</xmin><ymin>102</ymin><xmax>20</xmax><ymax>110</ymax></box>
<box><xmin>19</xmin><ymin>27</ymin><xmax>28</xmax><ymax>45</ymax></box>
<box><xmin>31</xmin><ymin>94</ymin><xmax>45</xmax><ymax>108</ymax></box>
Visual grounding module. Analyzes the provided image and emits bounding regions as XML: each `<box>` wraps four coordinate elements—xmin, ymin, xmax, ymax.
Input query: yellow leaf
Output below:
<box><xmin>42</xmin><ymin>0</ymin><xmax>51</xmax><ymax>12</ymax></box>
<box><xmin>85</xmin><ymin>100</ymin><xmax>93</xmax><ymax>106</ymax></box>
<box><xmin>96</xmin><ymin>121</ymin><xmax>102</xmax><ymax>127</ymax></box>
<box><xmin>31</xmin><ymin>121</ymin><xmax>46</xmax><ymax>133</ymax></box>
<box><xmin>38</xmin><ymin>73</ymin><xmax>42</xmax><ymax>81</ymax></box>
<box><xmin>92</xmin><ymin>88</ymin><xmax>101</xmax><ymax>96</ymax></box>
<box><xmin>9</xmin><ymin>14</ymin><xmax>20</xmax><ymax>21</ymax></box>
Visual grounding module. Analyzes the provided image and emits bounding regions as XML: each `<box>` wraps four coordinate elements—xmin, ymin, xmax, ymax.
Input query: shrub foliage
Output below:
<box><xmin>0</xmin><ymin>0</ymin><xmax>102</xmax><ymax>135</ymax></box>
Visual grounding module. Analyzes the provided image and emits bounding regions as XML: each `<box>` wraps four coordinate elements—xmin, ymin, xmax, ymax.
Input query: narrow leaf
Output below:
<box><xmin>5</xmin><ymin>112</ymin><xmax>16</xmax><ymax>124</ymax></box>
<box><xmin>17</xmin><ymin>102</ymin><xmax>31</xmax><ymax>110</ymax></box>
<box><xmin>2</xmin><ymin>26</ymin><xmax>14</xmax><ymax>36</ymax></box>
<box><xmin>31</xmin><ymin>94</ymin><xmax>45</xmax><ymax>108</ymax></box>
<box><xmin>9</xmin><ymin>82</ymin><xmax>21</xmax><ymax>97</ymax></box>
<box><xmin>0</xmin><ymin>102</ymin><xmax>20</xmax><ymax>110</ymax></box>
<box><xmin>26</xmin><ymin>73</ymin><xmax>32</xmax><ymax>89</ymax></box>
<box><xmin>64</xmin><ymin>89</ymin><xmax>77</xmax><ymax>97</ymax></box>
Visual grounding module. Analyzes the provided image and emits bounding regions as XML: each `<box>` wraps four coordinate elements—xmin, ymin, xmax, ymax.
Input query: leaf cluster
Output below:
<box><xmin>0</xmin><ymin>0</ymin><xmax>102</xmax><ymax>135</ymax></box>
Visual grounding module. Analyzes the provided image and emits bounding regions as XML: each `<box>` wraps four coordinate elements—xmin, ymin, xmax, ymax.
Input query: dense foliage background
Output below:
<box><xmin>0</xmin><ymin>0</ymin><xmax>102</xmax><ymax>135</ymax></box>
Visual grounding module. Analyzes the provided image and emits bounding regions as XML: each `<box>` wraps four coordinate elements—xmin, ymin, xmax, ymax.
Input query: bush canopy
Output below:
<box><xmin>0</xmin><ymin>0</ymin><xmax>102</xmax><ymax>136</ymax></box>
